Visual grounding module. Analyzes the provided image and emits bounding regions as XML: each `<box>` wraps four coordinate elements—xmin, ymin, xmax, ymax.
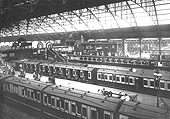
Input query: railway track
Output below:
<box><xmin>0</xmin><ymin>109</ymin><xmax>17</xmax><ymax>119</ymax></box>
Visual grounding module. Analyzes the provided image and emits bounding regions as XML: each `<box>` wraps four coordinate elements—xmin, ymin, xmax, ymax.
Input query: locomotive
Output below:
<box><xmin>0</xmin><ymin>74</ymin><xmax>169</xmax><ymax>119</ymax></box>
<box><xmin>10</xmin><ymin>59</ymin><xmax>170</xmax><ymax>99</ymax></box>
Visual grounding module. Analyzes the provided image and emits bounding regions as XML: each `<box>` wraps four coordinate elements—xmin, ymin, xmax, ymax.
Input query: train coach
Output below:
<box><xmin>0</xmin><ymin>75</ymin><xmax>169</xmax><ymax>119</ymax></box>
<box><xmin>96</xmin><ymin>68</ymin><xmax>170</xmax><ymax>99</ymax></box>
<box><xmin>10</xmin><ymin>59</ymin><xmax>170</xmax><ymax>99</ymax></box>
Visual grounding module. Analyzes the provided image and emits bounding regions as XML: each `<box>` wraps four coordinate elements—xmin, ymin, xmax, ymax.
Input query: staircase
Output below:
<box><xmin>47</xmin><ymin>48</ymin><xmax>67</xmax><ymax>62</ymax></box>
<box><xmin>0</xmin><ymin>57</ymin><xmax>14</xmax><ymax>74</ymax></box>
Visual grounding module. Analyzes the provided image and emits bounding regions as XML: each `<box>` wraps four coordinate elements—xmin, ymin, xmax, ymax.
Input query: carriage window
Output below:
<box><xmin>91</xmin><ymin>108</ymin><xmax>97</xmax><ymax>119</ymax></box>
<box><xmin>167</xmin><ymin>81</ymin><xmax>170</xmax><ymax>90</ymax></box>
<box><xmin>37</xmin><ymin>92</ymin><xmax>40</xmax><ymax>102</ymax></box>
<box><xmin>51</xmin><ymin>97</ymin><xmax>55</xmax><ymax>107</ymax></box>
<box><xmin>27</xmin><ymin>90</ymin><xmax>30</xmax><ymax>98</ymax></box>
<box><xmin>104</xmin><ymin>74</ymin><xmax>107</xmax><ymax>80</ymax></box>
<box><xmin>119</xmin><ymin>114</ymin><xmax>129</xmax><ymax>119</ymax></box>
<box><xmin>48</xmin><ymin>96</ymin><xmax>51</xmax><ymax>105</ymax></box>
<box><xmin>143</xmin><ymin>78</ymin><xmax>148</xmax><ymax>87</ymax></box>
<box><xmin>112</xmin><ymin>75</ymin><xmax>116</xmax><ymax>82</ymax></box>
<box><xmin>31</xmin><ymin>91</ymin><xmax>34</xmax><ymax>99</ymax></box>
<box><xmin>66</xmin><ymin>69</ymin><xmax>69</xmax><ymax>75</ymax></box>
<box><xmin>82</xmin><ymin>105</ymin><xmax>87</xmax><ymax>117</ymax></box>
<box><xmin>88</xmin><ymin>72</ymin><xmax>91</xmax><ymax>79</ymax></box>
<box><xmin>116</xmin><ymin>75</ymin><xmax>120</xmax><ymax>83</ymax></box>
<box><xmin>150</xmin><ymin>79</ymin><xmax>154</xmax><ymax>88</ymax></box>
<box><xmin>44</xmin><ymin>94</ymin><xmax>47</xmax><ymax>105</ymax></box>
<box><xmin>121</xmin><ymin>76</ymin><xmax>125</xmax><ymax>84</ymax></box>
<box><xmin>60</xmin><ymin>99</ymin><xmax>64</xmax><ymax>110</ymax></box>
<box><xmin>15</xmin><ymin>86</ymin><xmax>18</xmax><ymax>94</ymax></box>
<box><xmin>129</xmin><ymin>77</ymin><xmax>135</xmax><ymax>85</ymax></box>
<box><xmin>109</xmin><ymin>75</ymin><xmax>112</xmax><ymax>81</ymax></box>
<box><xmin>80</xmin><ymin>71</ymin><xmax>84</xmax><ymax>77</ymax></box>
<box><xmin>71</xmin><ymin>102</ymin><xmax>76</xmax><ymax>113</ymax></box>
<box><xmin>65</xmin><ymin>100</ymin><xmax>69</xmax><ymax>112</ymax></box>
<box><xmin>77</xmin><ymin>103</ymin><xmax>81</xmax><ymax>115</ymax></box>
<box><xmin>56</xmin><ymin>97</ymin><xmax>60</xmax><ymax>109</ymax></box>
<box><xmin>22</xmin><ymin>88</ymin><xmax>25</xmax><ymax>96</ymax></box>
<box><xmin>97</xmin><ymin>73</ymin><xmax>101</xmax><ymax>80</ymax></box>
<box><xmin>34</xmin><ymin>92</ymin><xmax>37</xmax><ymax>100</ymax></box>
<box><xmin>73</xmin><ymin>70</ymin><xmax>76</xmax><ymax>76</ymax></box>
<box><xmin>160</xmin><ymin>81</ymin><xmax>165</xmax><ymax>90</ymax></box>
<box><xmin>104</xmin><ymin>111</ymin><xmax>111</xmax><ymax>119</ymax></box>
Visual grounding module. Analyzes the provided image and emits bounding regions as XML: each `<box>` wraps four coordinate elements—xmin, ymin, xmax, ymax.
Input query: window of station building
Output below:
<box><xmin>149</xmin><ymin>79</ymin><xmax>155</xmax><ymax>88</ymax></box>
<box><xmin>82</xmin><ymin>105</ymin><xmax>87</xmax><ymax>118</ymax></box>
<box><xmin>71</xmin><ymin>101</ymin><xmax>76</xmax><ymax>115</ymax></box>
<box><xmin>91</xmin><ymin>107</ymin><xmax>97</xmax><ymax>119</ymax></box>
<box><xmin>56</xmin><ymin>97</ymin><xmax>60</xmax><ymax>109</ymax></box>
<box><xmin>104</xmin><ymin>111</ymin><xmax>111</xmax><ymax>119</ymax></box>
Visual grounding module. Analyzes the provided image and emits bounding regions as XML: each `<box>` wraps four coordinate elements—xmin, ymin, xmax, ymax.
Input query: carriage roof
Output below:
<box><xmin>120</xmin><ymin>101</ymin><xmax>168</xmax><ymax>119</ymax></box>
<box><xmin>4</xmin><ymin>76</ymin><xmax>50</xmax><ymax>90</ymax></box>
<box><xmin>40</xmin><ymin>62</ymin><xmax>94</xmax><ymax>71</ymax></box>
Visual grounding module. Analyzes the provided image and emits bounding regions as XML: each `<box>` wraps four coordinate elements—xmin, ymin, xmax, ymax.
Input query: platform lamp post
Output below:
<box><xmin>153</xmin><ymin>70</ymin><xmax>162</xmax><ymax>108</ymax></box>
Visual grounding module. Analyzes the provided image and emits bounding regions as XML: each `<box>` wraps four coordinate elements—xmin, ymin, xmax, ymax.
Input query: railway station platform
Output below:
<box><xmin>15</xmin><ymin>71</ymin><xmax>170</xmax><ymax>110</ymax></box>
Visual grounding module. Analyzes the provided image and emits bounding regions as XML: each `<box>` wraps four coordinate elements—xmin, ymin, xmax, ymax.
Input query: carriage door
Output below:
<box><xmin>80</xmin><ymin>70</ymin><xmax>85</xmax><ymax>82</ymax></box>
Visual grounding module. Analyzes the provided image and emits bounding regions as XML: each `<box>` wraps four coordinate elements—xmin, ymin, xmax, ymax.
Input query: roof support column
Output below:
<box><xmin>152</xmin><ymin>0</ymin><xmax>161</xmax><ymax>61</ymax></box>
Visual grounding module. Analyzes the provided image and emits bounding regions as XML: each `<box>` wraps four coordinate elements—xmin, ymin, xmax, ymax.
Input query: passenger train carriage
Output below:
<box><xmin>10</xmin><ymin>59</ymin><xmax>170</xmax><ymax>99</ymax></box>
<box><xmin>0</xmin><ymin>75</ymin><xmax>169</xmax><ymax>119</ymax></box>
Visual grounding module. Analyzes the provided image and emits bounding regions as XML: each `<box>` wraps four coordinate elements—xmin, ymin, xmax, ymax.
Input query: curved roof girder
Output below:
<box><xmin>45</xmin><ymin>16</ymin><xmax>69</xmax><ymax>34</ymax></box>
<box><xmin>71</xmin><ymin>11</ymin><xmax>91</xmax><ymax>36</ymax></box>
<box><xmin>151</xmin><ymin>0</ymin><xmax>161</xmax><ymax>38</ymax></box>
<box><xmin>126</xmin><ymin>1</ymin><xmax>141</xmax><ymax>38</ymax></box>
<box><xmin>86</xmin><ymin>7</ymin><xmax>106</xmax><ymax>37</ymax></box>
<box><xmin>131</xmin><ymin>0</ymin><xmax>161</xmax><ymax>39</ymax></box>
<box><xmin>104</xmin><ymin>4</ymin><xmax>125</xmax><ymax>38</ymax></box>
<box><xmin>57</xmin><ymin>13</ymin><xmax>79</xmax><ymax>32</ymax></box>
<box><xmin>29</xmin><ymin>19</ymin><xmax>55</xmax><ymax>40</ymax></box>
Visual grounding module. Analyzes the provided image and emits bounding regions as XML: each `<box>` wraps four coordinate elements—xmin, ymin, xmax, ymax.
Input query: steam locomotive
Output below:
<box><xmin>0</xmin><ymin>74</ymin><xmax>169</xmax><ymax>119</ymax></box>
<box><xmin>10</xmin><ymin>59</ymin><xmax>170</xmax><ymax>99</ymax></box>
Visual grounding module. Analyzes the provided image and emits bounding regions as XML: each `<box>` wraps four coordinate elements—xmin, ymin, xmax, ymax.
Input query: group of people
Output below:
<box><xmin>48</xmin><ymin>75</ymin><xmax>56</xmax><ymax>85</ymax></box>
<box><xmin>33</xmin><ymin>72</ymin><xmax>41</xmax><ymax>81</ymax></box>
<box><xmin>98</xmin><ymin>88</ymin><xmax>136</xmax><ymax>102</ymax></box>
